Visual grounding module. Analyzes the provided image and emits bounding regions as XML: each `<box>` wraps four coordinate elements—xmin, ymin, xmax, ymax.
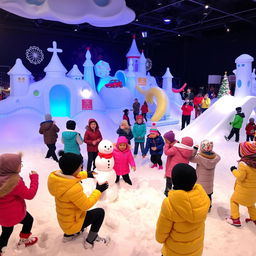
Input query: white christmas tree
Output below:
<box><xmin>218</xmin><ymin>71</ymin><xmax>230</xmax><ymax>98</ymax></box>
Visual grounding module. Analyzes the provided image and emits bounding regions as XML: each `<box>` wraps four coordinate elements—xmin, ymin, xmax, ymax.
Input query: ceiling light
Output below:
<box><xmin>205</xmin><ymin>4</ymin><xmax>209</xmax><ymax>9</ymax></box>
<box><xmin>178</xmin><ymin>34</ymin><xmax>181</xmax><ymax>37</ymax></box>
<box><xmin>141</xmin><ymin>31</ymin><xmax>148</xmax><ymax>38</ymax></box>
<box><xmin>163</xmin><ymin>17</ymin><xmax>171</xmax><ymax>24</ymax></box>
<box><xmin>226</xmin><ymin>27</ymin><xmax>230</xmax><ymax>32</ymax></box>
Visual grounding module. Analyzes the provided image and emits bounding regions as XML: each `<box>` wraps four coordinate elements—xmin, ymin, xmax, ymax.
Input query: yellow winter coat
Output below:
<box><xmin>48</xmin><ymin>170</ymin><xmax>101</xmax><ymax>235</ymax></box>
<box><xmin>201</xmin><ymin>98</ymin><xmax>211</xmax><ymax>109</ymax></box>
<box><xmin>156</xmin><ymin>184</ymin><xmax>210</xmax><ymax>256</ymax></box>
<box><xmin>231</xmin><ymin>162</ymin><xmax>256</xmax><ymax>206</ymax></box>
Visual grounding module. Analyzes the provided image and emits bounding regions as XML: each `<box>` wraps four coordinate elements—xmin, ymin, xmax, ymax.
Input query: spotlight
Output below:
<box><xmin>163</xmin><ymin>17</ymin><xmax>171</xmax><ymax>24</ymax></box>
<box><xmin>178</xmin><ymin>34</ymin><xmax>181</xmax><ymax>37</ymax></box>
<box><xmin>141</xmin><ymin>31</ymin><xmax>148</xmax><ymax>38</ymax></box>
<box><xmin>205</xmin><ymin>4</ymin><xmax>209</xmax><ymax>9</ymax></box>
<box><xmin>226</xmin><ymin>27</ymin><xmax>230</xmax><ymax>32</ymax></box>
<box><xmin>74</xmin><ymin>25</ymin><xmax>79</xmax><ymax>32</ymax></box>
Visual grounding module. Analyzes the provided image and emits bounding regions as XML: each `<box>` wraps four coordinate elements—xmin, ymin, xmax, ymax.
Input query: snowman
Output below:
<box><xmin>94</xmin><ymin>139</ymin><xmax>118</xmax><ymax>202</ymax></box>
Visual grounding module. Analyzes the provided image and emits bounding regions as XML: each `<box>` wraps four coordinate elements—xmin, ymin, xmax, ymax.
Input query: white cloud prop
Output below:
<box><xmin>0</xmin><ymin>0</ymin><xmax>135</xmax><ymax>27</ymax></box>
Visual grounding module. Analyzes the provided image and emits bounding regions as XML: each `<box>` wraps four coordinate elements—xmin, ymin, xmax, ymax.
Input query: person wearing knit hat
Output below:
<box><xmin>163</xmin><ymin>131</ymin><xmax>175</xmax><ymax>144</ymax></box>
<box><xmin>143</xmin><ymin>123</ymin><xmax>165</xmax><ymax>170</ymax></box>
<box><xmin>156</xmin><ymin>163</ymin><xmax>210</xmax><ymax>256</ymax></box>
<box><xmin>190</xmin><ymin>140</ymin><xmax>221</xmax><ymax>211</ymax></box>
<box><xmin>116</xmin><ymin>119</ymin><xmax>134</xmax><ymax>145</ymax></box>
<box><xmin>39</xmin><ymin>113</ymin><xmax>60</xmax><ymax>162</ymax></box>
<box><xmin>132</xmin><ymin>115</ymin><xmax>146</xmax><ymax>157</ymax></box>
<box><xmin>48</xmin><ymin>151</ymin><xmax>110</xmax><ymax>247</ymax></box>
<box><xmin>0</xmin><ymin>153</ymin><xmax>39</xmax><ymax>253</ymax></box>
<box><xmin>224</xmin><ymin>107</ymin><xmax>245</xmax><ymax>142</ymax></box>
<box><xmin>245</xmin><ymin>118</ymin><xmax>256</xmax><ymax>142</ymax></box>
<box><xmin>226</xmin><ymin>141</ymin><xmax>256</xmax><ymax>227</ymax></box>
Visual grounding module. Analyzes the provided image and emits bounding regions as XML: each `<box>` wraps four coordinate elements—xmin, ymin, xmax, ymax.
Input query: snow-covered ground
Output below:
<box><xmin>0</xmin><ymin>109</ymin><xmax>256</xmax><ymax>256</ymax></box>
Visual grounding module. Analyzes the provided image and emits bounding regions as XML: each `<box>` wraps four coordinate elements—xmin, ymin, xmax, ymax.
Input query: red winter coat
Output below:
<box><xmin>164</xmin><ymin>137</ymin><xmax>194</xmax><ymax>178</ymax></box>
<box><xmin>113</xmin><ymin>137</ymin><xmax>135</xmax><ymax>176</ymax></box>
<box><xmin>193</xmin><ymin>96</ymin><xmax>203</xmax><ymax>107</ymax></box>
<box><xmin>245</xmin><ymin>122</ymin><xmax>256</xmax><ymax>136</ymax></box>
<box><xmin>181</xmin><ymin>104</ymin><xmax>193</xmax><ymax>116</ymax></box>
<box><xmin>0</xmin><ymin>174</ymin><xmax>38</xmax><ymax>227</ymax></box>
<box><xmin>84</xmin><ymin>119</ymin><xmax>102</xmax><ymax>152</ymax></box>
<box><xmin>141</xmin><ymin>104</ymin><xmax>149</xmax><ymax>114</ymax></box>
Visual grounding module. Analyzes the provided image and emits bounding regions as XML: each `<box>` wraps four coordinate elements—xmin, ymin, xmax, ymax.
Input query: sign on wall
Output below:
<box><xmin>137</xmin><ymin>77</ymin><xmax>147</xmax><ymax>86</ymax></box>
<box><xmin>82</xmin><ymin>99</ymin><xmax>93</xmax><ymax>110</ymax></box>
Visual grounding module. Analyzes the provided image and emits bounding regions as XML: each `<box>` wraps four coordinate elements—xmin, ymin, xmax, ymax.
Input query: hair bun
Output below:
<box><xmin>58</xmin><ymin>150</ymin><xmax>65</xmax><ymax>157</ymax></box>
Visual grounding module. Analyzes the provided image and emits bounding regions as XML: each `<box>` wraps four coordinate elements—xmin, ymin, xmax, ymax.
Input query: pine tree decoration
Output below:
<box><xmin>218</xmin><ymin>72</ymin><xmax>230</xmax><ymax>98</ymax></box>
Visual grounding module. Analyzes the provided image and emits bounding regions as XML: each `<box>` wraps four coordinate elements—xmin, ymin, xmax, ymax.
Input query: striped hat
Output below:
<box><xmin>239</xmin><ymin>142</ymin><xmax>256</xmax><ymax>157</ymax></box>
<box><xmin>150</xmin><ymin>123</ymin><xmax>159</xmax><ymax>134</ymax></box>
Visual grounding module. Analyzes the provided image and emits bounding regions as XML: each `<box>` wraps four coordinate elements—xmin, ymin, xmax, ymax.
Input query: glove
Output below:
<box><xmin>230</xmin><ymin>166</ymin><xmax>237</xmax><ymax>172</ymax></box>
<box><xmin>87</xmin><ymin>171</ymin><xmax>94</xmax><ymax>178</ymax></box>
<box><xmin>96</xmin><ymin>182</ymin><xmax>109</xmax><ymax>192</ymax></box>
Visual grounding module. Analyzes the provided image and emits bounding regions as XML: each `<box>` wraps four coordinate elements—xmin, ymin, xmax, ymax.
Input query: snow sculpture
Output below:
<box><xmin>0</xmin><ymin>0</ymin><xmax>135</xmax><ymax>27</ymax></box>
<box><xmin>25</xmin><ymin>46</ymin><xmax>44</xmax><ymax>65</ymax></box>
<box><xmin>94</xmin><ymin>140</ymin><xmax>118</xmax><ymax>202</ymax></box>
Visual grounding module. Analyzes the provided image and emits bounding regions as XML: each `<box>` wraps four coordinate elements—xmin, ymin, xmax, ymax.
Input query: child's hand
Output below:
<box><xmin>230</xmin><ymin>166</ymin><xmax>237</xmax><ymax>172</ymax></box>
<box><xmin>151</xmin><ymin>147</ymin><xmax>157</xmax><ymax>151</ymax></box>
<box><xmin>30</xmin><ymin>170</ymin><xmax>37</xmax><ymax>175</ymax></box>
<box><xmin>92</xmin><ymin>140</ymin><xmax>97</xmax><ymax>145</ymax></box>
<box><xmin>142</xmin><ymin>155</ymin><xmax>146</xmax><ymax>158</ymax></box>
<box><xmin>132</xmin><ymin>166</ymin><xmax>136</xmax><ymax>172</ymax></box>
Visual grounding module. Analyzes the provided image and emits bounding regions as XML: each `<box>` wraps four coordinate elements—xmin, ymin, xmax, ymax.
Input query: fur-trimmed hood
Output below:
<box><xmin>0</xmin><ymin>174</ymin><xmax>20</xmax><ymax>197</ymax></box>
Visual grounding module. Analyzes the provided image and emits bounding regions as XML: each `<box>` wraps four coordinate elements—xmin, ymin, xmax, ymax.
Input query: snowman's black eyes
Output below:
<box><xmin>104</xmin><ymin>146</ymin><xmax>107</xmax><ymax>148</ymax></box>
<box><xmin>110</xmin><ymin>145</ymin><xmax>112</xmax><ymax>148</ymax></box>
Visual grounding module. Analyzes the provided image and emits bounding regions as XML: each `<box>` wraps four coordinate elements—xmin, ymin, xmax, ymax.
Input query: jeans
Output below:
<box><xmin>46</xmin><ymin>144</ymin><xmax>58</xmax><ymax>162</ymax></box>
<box><xmin>142</xmin><ymin>113</ymin><xmax>147</xmax><ymax>122</ymax></box>
<box><xmin>246</xmin><ymin>135</ymin><xmax>254</xmax><ymax>141</ymax></box>
<box><xmin>87</xmin><ymin>152</ymin><xmax>98</xmax><ymax>172</ymax></box>
<box><xmin>134</xmin><ymin>142</ymin><xmax>145</xmax><ymax>155</ymax></box>
<box><xmin>133</xmin><ymin>112</ymin><xmax>139</xmax><ymax>121</ymax></box>
<box><xmin>0</xmin><ymin>212</ymin><xmax>34</xmax><ymax>252</ymax></box>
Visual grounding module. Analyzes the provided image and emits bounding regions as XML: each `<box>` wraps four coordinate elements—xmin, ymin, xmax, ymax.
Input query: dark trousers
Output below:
<box><xmin>142</xmin><ymin>113</ymin><xmax>147</xmax><ymax>122</ymax></box>
<box><xmin>246</xmin><ymin>135</ymin><xmax>254</xmax><ymax>141</ymax></box>
<box><xmin>150</xmin><ymin>154</ymin><xmax>162</xmax><ymax>166</ymax></box>
<box><xmin>228</xmin><ymin>128</ymin><xmax>240</xmax><ymax>142</ymax></box>
<box><xmin>133</xmin><ymin>112</ymin><xmax>139</xmax><ymax>121</ymax></box>
<box><xmin>46</xmin><ymin>143</ymin><xmax>58</xmax><ymax>162</ymax></box>
<box><xmin>181</xmin><ymin>115</ymin><xmax>191</xmax><ymax>130</ymax></box>
<box><xmin>201</xmin><ymin>108</ymin><xmax>207</xmax><ymax>113</ymax></box>
<box><xmin>164</xmin><ymin>177</ymin><xmax>172</xmax><ymax>197</ymax></box>
<box><xmin>0</xmin><ymin>212</ymin><xmax>33</xmax><ymax>251</ymax></box>
<box><xmin>64</xmin><ymin>208</ymin><xmax>105</xmax><ymax>237</ymax></box>
<box><xmin>134</xmin><ymin>142</ymin><xmax>145</xmax><ymax>155</ymax></box>
<box><xmin>195</xmin><ymin>106</ymin><xmax>201</xmax><ymax>118</ymax></box>
<box><xmin>87</xmin><ymin>152</ymin><xmax>98</xmax><ymax>172</ymax></box>
<box><xmin>115</xmin><ymin>174</ymin><xmax>132</xmax><ymax>185</ymax></box>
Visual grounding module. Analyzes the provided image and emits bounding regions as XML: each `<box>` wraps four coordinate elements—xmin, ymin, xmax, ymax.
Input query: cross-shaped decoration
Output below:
<box><xmin>47</xmin><ymin>41</ymin><xmax>63</xmax><ymax>54</ymax></box>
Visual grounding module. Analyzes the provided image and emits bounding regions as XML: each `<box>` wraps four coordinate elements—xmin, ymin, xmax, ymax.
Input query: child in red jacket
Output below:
<box><xmin>245</xmin><ymin>118</ymin><xmax>256</xmax><ymax>141</ymax></box>
<box><xmin>0</xmin><ymin>153</ymin><xmax>39</xmax><ymax>255</ymax></box>
<box><xmin>84</xmin><ymin>119</ymin><xmax>103</xmax><ymax>172</ymax></box>
<box><xmin>181</xmin><ymin>98</ymin><xmax>194</xmax><ymax>130</ymax></box>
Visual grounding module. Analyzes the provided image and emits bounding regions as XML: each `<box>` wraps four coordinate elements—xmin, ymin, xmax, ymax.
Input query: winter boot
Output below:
<box><xmin>62</xmin><ymin>231</ymin><xmax>83</xmax><ymax>243</ymax></box>
<box><xmin>245</xmin><ymin>218</ymin><xmax>256</xmax><ymax>225</ymax></box>
<box><xmin>151</xmin><ymin>164</ymin><xmax>157</xmax><ymax>168</ymax></box>
<box><xmin>84</xmin><ymin>235</ymin><xmax>110</xmax><ymax>249</ymax></box>
<box><xmin>158</xmin><ymin>165</ymin><xmax>163</xmax><ymax>170</ymax></box>
<box><xmin>224</xmin><ymin>136</ymin><xmax>229</xmax><ymax>141</ymax></box>
<box><xmin>17</xmin><ymin>233</ymin><xmax>38</xmax><ymax>248</ymax></box>
<box><xmin>225</xmin><ymin>217</ymin><xmax>241</xmax><ymax>227</ymax></box>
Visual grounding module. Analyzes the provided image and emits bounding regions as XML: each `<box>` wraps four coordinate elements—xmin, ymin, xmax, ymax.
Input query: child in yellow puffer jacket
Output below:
<box><xmin>226</xmin><ymin>142</ymin><xmax>256</xmax><ymax>227</ymax></box>
<box><xmin>48</xmin><ymin>151</ymin><xmax>110</xmax><ymax>249</ymax></box>
<box><xmin>156</xmin><ymin>163</ymin><xmax>210</xmax><ymax>256</ymax></box>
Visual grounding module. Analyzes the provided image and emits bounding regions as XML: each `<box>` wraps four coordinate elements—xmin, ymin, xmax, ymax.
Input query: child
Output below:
<box><xmin>190</xmin><ymin>140</ymin><xmax>221</xmax><ymax>210</ymax></box>
<box><xmin>48</xmin><ymin>151</ymin><xmax>110</xmax><ymax>248</ymax></box>
<box><xmin>163</xmin><ymin>136</ymin><xmax>194</xmax><ymax>196</ymax></box>
<box><xmin>225</xmin><ymin>107</ymin><xmax>245</xmax><ymax>142</ymax></box>
<box><xmin>113</xmin><ymin>136</ymin><xmax>136</xmax><ymax>185</ymax></box>
<box><xmin>84</xmin><ymin>119</ymin><xmax>102</xmax><ymax>172</ymax></box>
<box><xmin>39</xmin><ymin>113</ymin><xmax>60</xmax><ymax>162</ymax></box>
<box><xmin>132</xmin><ymin>98</ymin><xmax>140</xmax><ymax>121</ymax></box>
<box><xmin>123</xmin><ymin>109</ymin><xmax>131</xmax><ymax>126</ymax></box>
<box><xmin>141</xmin><ymin>101</ymin><xmax>149</xmax><ymax>122</ymax></box>
<box><xmin>116</xmin><ymin>120</ymin><xmax>133</xmax><ymax>145</ymax></box>
<box><xmin>226</xmin><ymin>142</ymin><xmax>256</xmax><ymax>227</ymax></box>
<box><xmin>132</xmin><ymin>115</ymin><xmax>146</xmax><ymax>157</ymax></box>
<box><xmin>193</xmin><ymin>93</ymin><xmax>203</xmax><ymax>118</ymax></box>
<box><xmin>62</xmin><ymin>120</ymin><xmax>83</xmax><ymax>155</ymax></box>
<box><xmin>156</xmin><ymin>163</ymin><xmax>210</xmax><ymax>256</ymax></box>
<box><xmin>0</xmin><ymin>153</ymin><xmax>39</xmax><ymax>255</ymax></box>
<box><xmin>143</xmin><ymin>123</ymin><xmax>164</xmax><ymax>170</ymax></box>
<box><xmin>201</xmin><ymin>93</ymin><xmax>211</xmax><ymax>113</ymax></box>
<box><xmin>181</xmin><ymin>98</ymin><xmax>193</xmax><ymax>130</ymax></box>
<box><xmin>245</xmin><ymin>117</ymin><xmax>256</xmax><ymax>142</ymax></box>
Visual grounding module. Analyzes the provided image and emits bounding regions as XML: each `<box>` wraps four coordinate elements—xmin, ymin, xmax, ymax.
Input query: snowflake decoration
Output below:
<box><xmin>26</xmin><ymin>46</ymin><xmax>44</xmax><ymax>65</ymax></box>
<box><xmin>146</xmin><ymin>58</ymin><xmax>152</xmax><ymax>71</ymax></box>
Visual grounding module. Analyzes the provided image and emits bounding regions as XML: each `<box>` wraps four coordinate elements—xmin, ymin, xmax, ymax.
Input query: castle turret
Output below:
<box><xmin>83</xmin><ymin>47</ymin><xmax>96</xmax><ymax>91</ymax></box>
<box><xmin>44</xmin><ymin>41</ymin><xmax>67</xmax><ymax>78</ymax></box>
<box><xmin>67</xmin><ymin>64</ymin><xmax>83</xmax><ymax>80</ymax></box>
<box><xmin>234</xmin><ymin>54</ymin><xmax>254</xmax><ymax>97</ymax></box>
<box><xmin>138</xmin><ymin>50</ymin><xmax>146</xmax><ymax>76</ymax></box>
<box><xmin>162</xmin><ymin>67</ymin><xmax>173</xmax><ymax>94</ymax></box>
<box><xmin>126</xmin><ymin>35</ymin><xmax>140</xmax><ymax>72</ymax></box>
<box><xmin>8</xmin><ymin>58</ymin><xmax>31</xmax><ymax>96</ymax></box>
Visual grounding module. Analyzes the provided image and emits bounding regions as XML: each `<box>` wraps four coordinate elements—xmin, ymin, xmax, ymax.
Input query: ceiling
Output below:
<box><xmin>0</xmin><ymin>0</ymin><xmax>256</xmax><ymax>43</ymax></box>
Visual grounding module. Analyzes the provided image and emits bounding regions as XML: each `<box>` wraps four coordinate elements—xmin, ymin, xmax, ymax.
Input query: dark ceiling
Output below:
<box><xmin>0</xmin><ymin>0</ymin><xmax>256</xmax><ymax>43</ymax></box>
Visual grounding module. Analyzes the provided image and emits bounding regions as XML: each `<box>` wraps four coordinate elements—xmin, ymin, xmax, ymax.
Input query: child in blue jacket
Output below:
<box><xmin>132</xmin><ymin>115</ymin><xmax>146</xmax><ymax>157</ymax></box>
<box><xmin>143</xmin><ymin>123</ymin><xmax>164</xmax><ymax>169</ymax></box>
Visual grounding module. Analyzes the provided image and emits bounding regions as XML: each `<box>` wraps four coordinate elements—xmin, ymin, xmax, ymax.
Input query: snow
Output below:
<box><xmin>0</xmin><ymin>107</ymin><xmax>256</xmax><ymax>256</ymax></box>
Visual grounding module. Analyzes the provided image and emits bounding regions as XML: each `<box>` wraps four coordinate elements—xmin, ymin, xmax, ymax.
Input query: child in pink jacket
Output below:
<box><xmin>163</xmin><ymin>136</ymin><xmax>194</xmax><ymax>196</ymax></box>
<box><xmin>0</xmin><ymin>153</ymin><xmax>39</xmax><ymax>255</ymax></box>
<box><xmin>113</xmin><ymin>136</ymin><xmax>136</xmax><ymax>185</ymax></box>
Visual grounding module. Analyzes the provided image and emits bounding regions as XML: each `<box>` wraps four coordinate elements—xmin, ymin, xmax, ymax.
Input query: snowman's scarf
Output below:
<box><xmin>98</xmin><ymin>152</ymin><xmax>113</xmax><ymax>159</ymax></box>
